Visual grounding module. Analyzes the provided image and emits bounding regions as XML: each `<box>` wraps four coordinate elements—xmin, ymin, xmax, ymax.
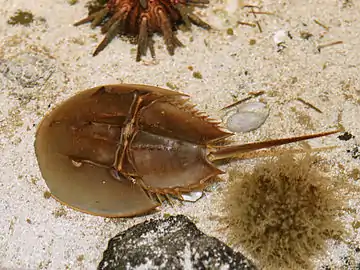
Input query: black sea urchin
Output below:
<box><xmin>74</xmin><ymin>0</ymin><xmax>210</xmax><ymax>61</ymax></box>
<box><xmin>221</xmin><ymin>154</ymin><xmax>348</xmax><ymax>270</ymax></box>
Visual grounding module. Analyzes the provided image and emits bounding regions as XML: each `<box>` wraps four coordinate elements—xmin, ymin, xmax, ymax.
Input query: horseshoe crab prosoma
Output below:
<box><xmin>34</xmin><ymin>84</ymin><xmax>338</xmax><ymax>217</ymax></box>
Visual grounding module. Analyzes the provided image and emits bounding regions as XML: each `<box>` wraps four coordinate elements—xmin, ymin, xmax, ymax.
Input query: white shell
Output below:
<box><xmin>225</xmin><ymin>0</ymin><xmax>240</xmax><ymax>13</ymax></box>
<box><xmin>181</xmin><ymin>191</ymin><xmax>203</xmax><ymax>202</ymax></box>
<box><xmin>237</xmin><ymin>102</ymin><xmax>268</xmax><ymax>113</ymax></box>
<box><xmin>273</xmin><ymin>30</ymin><xmax>288</xmax><ymax>45</ymax></box>
<box><xmin>225</xmin><ymin>102</ymin><xmax>269</xmax><ymax>133</ymax></box>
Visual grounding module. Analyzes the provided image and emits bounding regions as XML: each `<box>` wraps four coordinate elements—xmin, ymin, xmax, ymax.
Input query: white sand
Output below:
<box><xmin>1</xmin><ymin>0</ymin><xmax>360</xmax><ymax>269</ymax></box>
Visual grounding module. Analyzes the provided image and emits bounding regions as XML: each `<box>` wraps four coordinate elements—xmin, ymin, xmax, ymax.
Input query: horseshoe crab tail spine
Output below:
<box><xmin>209</xmin><ymin>129</ymin><xmax>340</xmax><ymax>161</ymax></box>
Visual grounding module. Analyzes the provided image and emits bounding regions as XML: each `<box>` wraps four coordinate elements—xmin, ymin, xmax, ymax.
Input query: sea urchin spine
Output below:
<box><xmin>74</xmin><ymin>0</ymin><xmax>211</xmax><ymax>61</ymax></box>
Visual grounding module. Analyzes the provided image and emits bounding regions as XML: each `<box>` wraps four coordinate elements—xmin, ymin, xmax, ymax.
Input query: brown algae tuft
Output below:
<box><xmin>68</xmin><ymin>0</ymin><xmax>79</xmax><ymax>5</ymax></box>
<box><xmin>221</xmin><ymin>154</ymin><xmax>348</xmax><ymax>270</ymax></box>
<box><xmin>8</xmin><ymin>10</ymin><xmax>34</xmax><ymax>26</ymax></box>
<box><xmin>192</xmin><ymin>71</ymin><xmax>203</xmax><ymax>79</ymax></box>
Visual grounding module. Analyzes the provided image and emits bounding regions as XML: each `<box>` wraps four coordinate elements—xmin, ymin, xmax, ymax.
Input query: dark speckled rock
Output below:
<box><xmin>98</xmin><ymin>215</ymin><xmax>257</xmax><ymax>270</ymax></box>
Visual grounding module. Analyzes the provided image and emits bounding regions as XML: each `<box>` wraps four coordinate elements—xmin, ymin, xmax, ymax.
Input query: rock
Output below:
<box><xmin>98</xmin><ymin>215</ymin><xmax>257</xmax><ymax>270</ymax></box>
<box><xmin>0</xmin><ymin>52</ymin><xmax>56</xmax><ymax>89</ymax></box>
<box><xmin>0</xmin><ymin>51</ymin><xmax>67</xmax><ymax>108</ymax></box>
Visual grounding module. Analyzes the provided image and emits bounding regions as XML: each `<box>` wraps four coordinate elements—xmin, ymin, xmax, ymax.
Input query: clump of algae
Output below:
<box><xmin>222</xmin><ymin>154</ymin><xmax>348</xmax><ymax>270</ymax></box>
<box><xmin>7</xmin><ymin>10</ymin><xmax>34</xmax><ymax>26</ymax></box>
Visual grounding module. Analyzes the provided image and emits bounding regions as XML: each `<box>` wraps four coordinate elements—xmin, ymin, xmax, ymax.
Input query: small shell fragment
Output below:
<box><xmin>181</xmin><ymin>191</ymin><xmax>203</xmax><ymax>202</ymax></box>
<box><xmin>273</xmin><ymin>30</ymin><xmax>288</xmax><ymax>46</ymax></box>
<box><xmin>225</xmin><ymin>102</ymin><xmax>269</xmax><ymax>133</ymax></box>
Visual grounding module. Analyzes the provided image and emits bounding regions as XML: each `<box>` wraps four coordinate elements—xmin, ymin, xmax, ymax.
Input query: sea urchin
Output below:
<box><xmin>74</xmin><ymin>0</ymin><xmax>210</xmax><ymax>61</ymax></box>
<box><xmin>221</xmin><ymin>154</ymin><xmax>348</xmax><ymax>270</ymax></box>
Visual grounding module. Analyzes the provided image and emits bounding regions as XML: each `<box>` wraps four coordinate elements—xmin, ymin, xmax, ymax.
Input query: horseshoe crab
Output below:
<box><xmin>34</xmin><ymin>84</ymin><xmax>338</xmax><ymax>217</ymax></box>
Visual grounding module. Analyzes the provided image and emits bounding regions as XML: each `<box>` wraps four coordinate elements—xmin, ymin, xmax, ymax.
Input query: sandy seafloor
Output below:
<box><xmin>1</xmin><ymin>0</ymin><xmax>360</xmax><ymax>269</ymax></box>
